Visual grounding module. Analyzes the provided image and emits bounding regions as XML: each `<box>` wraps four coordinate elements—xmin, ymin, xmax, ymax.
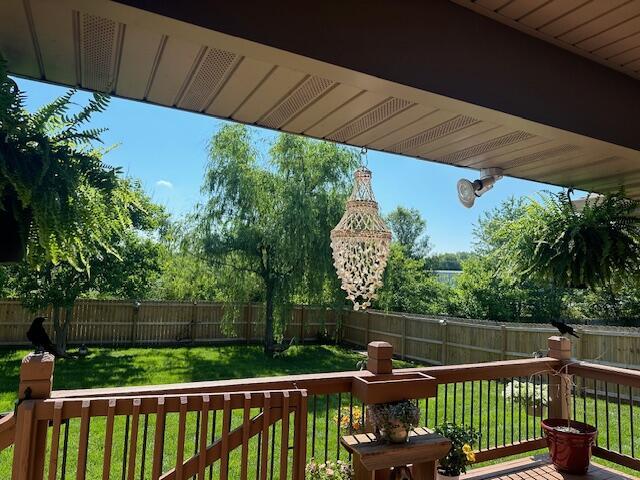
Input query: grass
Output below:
<box><xmin>0</xmin><ymin>345</ymin><xmax>637</xmax><ymax>478</ymax></box>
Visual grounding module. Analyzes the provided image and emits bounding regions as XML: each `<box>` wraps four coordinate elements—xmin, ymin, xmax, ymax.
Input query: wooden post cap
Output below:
<box><xmin>367</xmin><ymin>341</ymin><xmax>393</xmax><ymax>374</ymax></box>
<box><xmin>19</xmin><ymin>352</ymin><xmax>55</xmax><ymax>399</ymax></box>
<box><xmin>548</xmin><ymin>336</ymin><xmax>571</xmax><ymax>360</ymax></box>
<box><xmin>367</xmin><ymin>341</ymin><xmax>393</xmax><ymax>360</ymax></box>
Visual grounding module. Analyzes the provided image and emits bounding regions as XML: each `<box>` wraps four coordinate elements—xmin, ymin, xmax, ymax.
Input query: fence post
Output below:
<box><xmin>364</xmin><ymin>311</ymin><xmax>370</xmax><ymax>347</ymax></box>
<box><xmin>299</xmin><ymin>306</ymin><xmax>305</xmax><ymax>345</ymax></box>
<box><xmin>12</xmin><ymin>352</ymin><xmax>54</xmax><ymax>480</ymax></box>
<box><xmin>500</xmin><ymin>325</ymin><xmax>507</xmax><ymax>361</ymax></box>
<box><xmin>575</xmin><ymin>327</ymin><xmax>584</xmax><ymax>360</ymax></box>
<box><xmin>547</xmin><ymin>336</ymin><xmax>572</xmax><ymax>420</ymax></box>
<box><xmin>131</xmin><ymin>301</ymin><xmax>140</xmax><ymax>345</ymax></box>
<box><xmin>402</xmin><ymin>315</ymin><xmax>407</xmax><ymax>360</ymax></box>
<box><xmin>244</xmin><ymin>305</ymin><xmax>251</xmax><ymax>344</ymax></box>
<box><xmin>440</xmin><ymin>320</ymin><xmax>448</xmax><ymax>366</ymax></box>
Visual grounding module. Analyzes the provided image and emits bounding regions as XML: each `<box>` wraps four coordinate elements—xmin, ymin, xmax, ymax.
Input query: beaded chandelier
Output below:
<box><xmin>331</xmin><ymin>158</ymin><xmax>391</xmax><ymax>310</ymax></box>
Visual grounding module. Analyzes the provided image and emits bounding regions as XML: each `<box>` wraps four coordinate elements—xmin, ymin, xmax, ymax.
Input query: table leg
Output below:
<box><xmin>353</xmin><ymin>454</ymin><xmax>389</xmax><ymax>480</ymax></box>
<box><xmin>411</xmin><ymin>460</ymin><xmax>436</xmax><ymax>480</ymax></box>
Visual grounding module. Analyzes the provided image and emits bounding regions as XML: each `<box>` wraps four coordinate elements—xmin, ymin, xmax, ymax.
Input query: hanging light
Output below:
<box><xmin>331</xmin><ymin>149</ymin><xmax>391</xmax><ymax>310</ymax></box>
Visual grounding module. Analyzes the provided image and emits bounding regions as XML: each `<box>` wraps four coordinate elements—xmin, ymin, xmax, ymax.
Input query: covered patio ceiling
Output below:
<box><xmin>2</xmin><ymin>0</ymin><xmax>640</xmax><ymax>197</ymax></box>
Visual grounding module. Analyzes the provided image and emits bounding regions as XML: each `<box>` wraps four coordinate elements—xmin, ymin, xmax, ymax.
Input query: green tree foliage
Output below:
<box><xmin>454</xmin><ymin>255</ymin><xmax>563</xmax><ymax>322</ymax></box>
<box><xmin>7</xmin><ymin>180</ymin><xmax>165</xmax><ymax>352</ymax></box>
<box><xmin>453</xmin><ymin>197</ymin><xmax>564</xmax><ymax>322</ymax></box>
<box><xmin>498</xmin><ymin>191</ymin><xmax>640</xmax><ymax>289</ymax></box>
<box><xmin>386</xmin><ymin>206</ymin><xmax>431</xmax><ymax>257</ymax></box>
<box><xmin>375</xmin><ymin>243</ymin><xmax>453</xmax><ymax>315</ymax></box>
<box><xmin>194</xmin><ymin>125</ymin><xmax>358</xmax><ymax>354</ymax></box>
<box><xmin>0</xmin><ymin>56</ymin><xmax>136</xmax><ymax>270</ymax></box>
<box><xmin>425</xmin><ymin>251</ymin><xmax>472</xmax><ymax>271</ymax></box>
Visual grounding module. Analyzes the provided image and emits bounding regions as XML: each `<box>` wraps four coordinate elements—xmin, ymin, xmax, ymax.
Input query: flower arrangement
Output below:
<box><xmin>305</xmin><ymin>459</ymin><xmax>353</xmax><ymax>480</ymax></box>
<box><xmin>504</xmin><ymin>379</ymin><xmax>548</xmax><ymax>407</ymax></box>
<box><xmin>333</xmin><ymin>405</ymin><xmax>364</xmax><ymax>433</ymax></box>
<box><xmin>434</xmin><ymin>423</ymin><xmax>481</xmax><ymax>477</ymax></box>
<box><xmin>367</xmin><ymin>400</ymin><xmax>420</xmax><ymax>443</ymax></box>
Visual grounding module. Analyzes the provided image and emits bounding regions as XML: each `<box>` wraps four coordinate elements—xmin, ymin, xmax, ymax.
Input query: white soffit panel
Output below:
<box><xmin>4</xmin><ymin>0</ymin><xmax>640</xmax><ymax>199</ymax></box>
<box><xmin>0</xmin><ymin>0</ymin><xmax>41</xmax><ymax>78</ymax></box>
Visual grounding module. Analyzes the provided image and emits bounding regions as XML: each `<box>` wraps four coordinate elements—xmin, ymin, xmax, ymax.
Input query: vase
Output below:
<box><xmin>541</xmin><ymin>418</ymin><xmax>597</xmax><ymax>474</ymax></box>
<box><xmin>381</xmin><ymin>421</ymin><xmax>409</xmax><ymax>443</ymax></box>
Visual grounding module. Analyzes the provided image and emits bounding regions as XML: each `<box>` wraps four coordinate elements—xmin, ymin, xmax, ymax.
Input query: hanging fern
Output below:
<box><xmin>0</xmin><ymin>55</ymin><xmax>138</xmax><ymax>270</ymax></box>
<box><xmin>498</xmin><ymin>190</ymin><xmax>640</xmax><ymax>289</ymax></box>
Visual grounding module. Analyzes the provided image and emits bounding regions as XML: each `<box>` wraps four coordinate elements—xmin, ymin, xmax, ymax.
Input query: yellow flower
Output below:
<box><xmin>466</xmin><ymin>451</ymin><xmax>476</xmax><ymax>463</ymax></box>
<box><xmin>462</xmin><ymin>444</ymin><xmax>472</xmax><ymax>454</ymax></box>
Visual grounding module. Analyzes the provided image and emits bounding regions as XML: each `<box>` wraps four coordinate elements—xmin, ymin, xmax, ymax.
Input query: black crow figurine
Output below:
<box><xmin>550</xmin><ymin>319</ymin><xmax>580</xmax><ymax>338</ymax></box>
<box><xmin>26</xmin><ymin>317</ymin><xmax>70</xmax><ymax>358</ymax></box>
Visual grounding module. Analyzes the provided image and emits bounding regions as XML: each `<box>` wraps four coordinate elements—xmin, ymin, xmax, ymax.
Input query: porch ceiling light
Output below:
<box><xmin>331</xmin><ymin>151</ymin><xmax>391</xmax><ymax>311</ymax></box>
<box><xmin>457</xmin><ymin>168</ymin><xmax>504</xmax><ymax>208</ymax></box>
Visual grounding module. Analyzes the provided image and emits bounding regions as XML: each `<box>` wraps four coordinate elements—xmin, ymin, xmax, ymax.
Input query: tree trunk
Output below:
<box><xmin>264</xmin><ymin>279</ymin><xmax>275</xmax><ymax>355</ymax></box>
<box><xmin>51</xmin><ymin>306</ymin><xmax>71</xmax><ymax>354</ymax></box>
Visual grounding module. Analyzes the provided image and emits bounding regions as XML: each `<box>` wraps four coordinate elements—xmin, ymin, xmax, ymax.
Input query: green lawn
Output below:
<box><xmin>0</xmin><ymin>346</ymin><xmax>637</xmax><ymax>478</ymax></box>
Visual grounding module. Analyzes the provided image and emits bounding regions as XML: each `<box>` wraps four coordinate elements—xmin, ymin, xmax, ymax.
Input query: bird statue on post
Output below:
<box><xmin>550</xmin><ymin>320</ymin><xmax>580</xmax><ymax>338</ymax></box>
<box><xmin>26</xmin><ymin>316</ymin><xmax>72</xmax><ymax>358</ymax></box>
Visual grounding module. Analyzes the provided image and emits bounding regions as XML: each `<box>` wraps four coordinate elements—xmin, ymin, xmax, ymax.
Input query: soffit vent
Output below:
<box><xmin>327</xmin><ymin>97</ymin><xmax>413</xmax><ymax>143</ymax></box>
<box><xmin>262</xmin><ymin>76</ymin><xmax>335</xmax><ymax>129</ymax></box>
<box><xmin>178</xmin><ymin>47</ymin><xmax>237</xmax><ymax>111</ymax></box>
<box><xmin>80</xmin><ymin>13</ymin><xmax>120</xmax><ymax>92</ymax></box>
<box><xmin>502</xmin><ymin>144</ymin><xmax>581</xmax><ymax>171</ymax></box>
<box><xmin>436</xmin><ymin>131</ymin><xmax>535</xmax><ymax>165</ymax></box>
<box><xmin>388</xmin><ymin>115</ymin><xmax>478</xmax><ymax>154</ymax></box>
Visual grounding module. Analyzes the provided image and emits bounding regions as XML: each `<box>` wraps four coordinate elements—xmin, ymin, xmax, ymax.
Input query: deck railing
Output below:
<box><xmin>2</xmin><ymin>336</ymin><xmax>638</xmax><ymax>479</ymax></box>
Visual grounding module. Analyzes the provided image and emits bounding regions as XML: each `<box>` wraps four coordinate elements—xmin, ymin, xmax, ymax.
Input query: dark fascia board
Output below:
<box><xmin>114</xmin><ymin>0</ymin><xmax>640</xmax><ymax>152</ymax></box>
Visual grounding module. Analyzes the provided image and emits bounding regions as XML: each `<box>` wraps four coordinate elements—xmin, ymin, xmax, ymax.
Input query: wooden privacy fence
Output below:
<box><xmin>0</xmin><ymin>300</ymin><xmax>338</xmax><ymax>347</ymax></box>
<box><xmin>1</xmin><ymin>299</ymin><xmax>639</xmax><ymax>370</ymax></box>
<box><xmin>341</xmin><ymin>309</ymin><xmax>640</xmax><ymax>369</ymax></box>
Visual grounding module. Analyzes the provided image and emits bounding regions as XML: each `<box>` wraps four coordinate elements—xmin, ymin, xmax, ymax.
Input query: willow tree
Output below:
<box><xmin>195</xmin><ymin>124</ymin><xmax>358</xmax><ymax>354</ymax></box>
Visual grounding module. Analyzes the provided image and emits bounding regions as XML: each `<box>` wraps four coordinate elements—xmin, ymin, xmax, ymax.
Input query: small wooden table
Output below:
<box><xmin>340</xmin><ymin>427</ymin><xmax>451</xmax><ymax>480</ymax></box>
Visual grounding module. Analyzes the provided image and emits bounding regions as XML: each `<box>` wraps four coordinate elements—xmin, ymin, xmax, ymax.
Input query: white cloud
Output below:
<box><xmin>156</xmin><ymin>180</ymin><xmax>173</xmax><ymax>189</ymax></box>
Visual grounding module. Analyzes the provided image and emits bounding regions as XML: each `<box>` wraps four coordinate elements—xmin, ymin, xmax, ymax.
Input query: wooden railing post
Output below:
<box><xmin>547</xmin><ymin>336</ymin><xmax>572</xmax><ymax>420</ymax></box>
<box><xmin>12</xmin><ymin>352</ymin><xmax>54</xmax><ymax>480</ymax></box>
<box><xmin>367</xmin><ymin>341</ymin><xmax>393</xmax><ymax>374</ymax></box>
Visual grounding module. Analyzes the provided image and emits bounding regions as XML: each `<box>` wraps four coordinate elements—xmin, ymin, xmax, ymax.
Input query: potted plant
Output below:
<box><xmin>539</xmin><ymin>368</ymin><xmax>597</xmax><ymax>474</ymax></box>
<box><xmin>433</xmin><ymin>423</ymin><xmax>480</xmax><ymax>480</ymax></box>
<box><xmin>306</xmin><ymin>458</ymin><xmax>353</xmax><ymax>480</ymax></box>
<box><xmin>498</xmin><ymin>190</ymin><xmax>640</xmax><ymax>290</ymax></box>
<box><xmin>541</xmin><ymin>418</ymin><xmax>597</xmax><ymax>473</ymax></box>
<box><xmin>504</xmin><ymin>379</ymin><xmax>548</xmax><ymax>416</ymax></box>
<box><xmin>0</xmin><ymin>54</ymin><xmax>124</xmax><ymax>269</ymax></box>
<box><xmin>367</xmin><ymin>400</ymin><xmax>419</xmax><ymax>443</ymax></box>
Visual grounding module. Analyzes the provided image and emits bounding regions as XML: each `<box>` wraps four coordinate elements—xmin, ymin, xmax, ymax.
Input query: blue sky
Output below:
<box><xmin>16</xmin><ymin>77</ymin><xmax>560</xmax><ymax>253</ymax></box>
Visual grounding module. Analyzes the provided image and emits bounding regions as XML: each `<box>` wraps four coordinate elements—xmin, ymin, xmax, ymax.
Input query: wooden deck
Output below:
<box><xmin>463</xmin><ymin>456</ymin><xmax>637</xmax><ymax>480</ymax></box>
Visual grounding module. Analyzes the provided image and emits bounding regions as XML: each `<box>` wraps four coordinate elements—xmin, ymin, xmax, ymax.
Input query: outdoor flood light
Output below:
<box><xmin>457</xmin><ymin>168</ymin><xmax>503</xmax><ymax>208</ymax></box>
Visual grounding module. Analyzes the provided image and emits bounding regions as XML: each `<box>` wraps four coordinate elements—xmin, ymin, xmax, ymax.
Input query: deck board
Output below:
<box><xmin>462</xmin><ymin>456</ymin><xmax>637</xmax><ymax>480</ymax></box>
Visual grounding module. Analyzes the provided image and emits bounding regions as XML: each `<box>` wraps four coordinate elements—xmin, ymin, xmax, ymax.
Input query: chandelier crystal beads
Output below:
<box><xmin>330</xmin><ymin>166</ymin><xmax>391</xmax><ymax>310</ymax></box>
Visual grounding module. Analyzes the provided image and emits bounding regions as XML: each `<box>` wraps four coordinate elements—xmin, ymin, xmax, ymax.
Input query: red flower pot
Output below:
<box><xmin>542</xmin><ymin>418</ymin><xmax>597</xmax><ymax>474</ymax></box>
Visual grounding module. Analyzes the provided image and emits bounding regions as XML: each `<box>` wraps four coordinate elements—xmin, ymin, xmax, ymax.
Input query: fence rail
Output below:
<box><xmin>340</xmin><ymin>309</ymin><xmax>640</xmax><ymax>369</ymax></box>
<box><xmin>1</xmin><ymin>300</ymin><xmax>639</xmax><ymax>370</ymax></box>
<box><xmin>0</xmin><ymin>300</ymin><xmax>337</xmax><ymax>347</ymax></box>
